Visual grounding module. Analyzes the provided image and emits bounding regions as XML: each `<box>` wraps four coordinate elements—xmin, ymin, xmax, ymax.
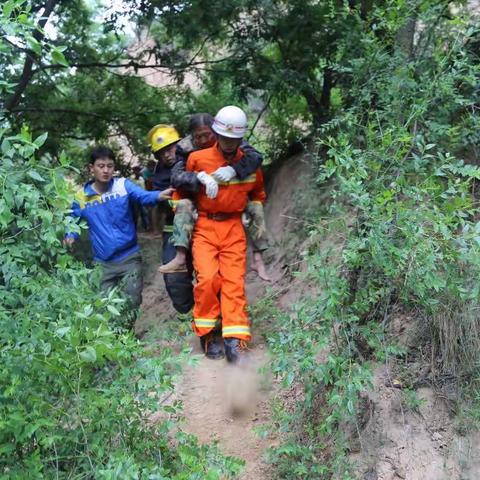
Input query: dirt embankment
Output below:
<box><xmin>138</xmin><ymin>149</ymin><xmax>480</xmax><ymax>479</ymax></box>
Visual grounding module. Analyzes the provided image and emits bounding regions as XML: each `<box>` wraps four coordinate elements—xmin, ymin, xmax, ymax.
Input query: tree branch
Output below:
<box><xmin>37</xmin><ymin>56</ymin><xmax>234</xmax><ymax>72</ymax></box>
<box><xmin>247</xmin><ymin>95</ymin><xmax>272</xmax><ymax>141</ymax></box>
<box><xmin>10</xmin><ymin>107</ymin><xmax>174</xmax><ymax>122</ymax></box>
<box><xmin>5</xmin><ymin>0</ymin><xmax>59</xmax><ymax>112</ymax></box>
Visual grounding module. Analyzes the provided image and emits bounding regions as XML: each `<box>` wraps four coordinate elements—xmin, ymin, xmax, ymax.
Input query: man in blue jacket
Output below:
<box><xmin>64</xmin><ymin>146</ymin><xmax>173</xmax><ymax>308</ymax></box>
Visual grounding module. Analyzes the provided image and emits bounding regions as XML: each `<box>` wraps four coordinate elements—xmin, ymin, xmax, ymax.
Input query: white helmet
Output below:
<box><xmin>212</xmin><ymin>105</ymin><xmax>248</xmax><ymax>139</ymax></box>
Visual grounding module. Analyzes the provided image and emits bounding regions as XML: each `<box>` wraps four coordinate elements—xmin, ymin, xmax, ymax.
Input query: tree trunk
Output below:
<box><xmin>302</xmin><ymin>67</ymin><xmax>333</xmax><ymax>127</ymax></box>
<box><xmin>396</xmin><ymin>1</ymin><xmax>417</xmax><ymax>58</ymax></box>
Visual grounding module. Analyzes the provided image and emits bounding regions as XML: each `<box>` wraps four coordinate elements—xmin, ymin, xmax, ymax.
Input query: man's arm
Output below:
<box><xmin>211</xmin><ymin>141</ymin><xmax>263</xmax><ymax>182</ymax></box>
<box><xmin>170</xmin><ymin>158</ymin><xmax>200</xmax><ymax>194</ymax></box>
<box><xmin>234</xmin><ymin>141</ymin><xmax>263</xmax><ymax>180</ymax></box>
<box><xmin>125</xmin><ymin>179</ymin><xmax>173</xmax><ymax>205</ymax></box>
<box><xmin>250</xmin><ymin>169</ymin><xmax>267</xmax><ymax>204</ymax></box>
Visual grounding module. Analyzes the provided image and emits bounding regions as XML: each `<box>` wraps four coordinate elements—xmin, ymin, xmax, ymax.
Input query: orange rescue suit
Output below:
<box><xmin>180</xmin><ymin>143</ymin><xmax>266</xmax><ymax>341</ymax></box>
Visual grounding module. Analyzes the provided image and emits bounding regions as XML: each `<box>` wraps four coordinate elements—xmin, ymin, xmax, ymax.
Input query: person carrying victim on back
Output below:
<box><xmin>174</xmin><ymin>106</ymin><xmax>266</xmax><ymax>364</ymax></box>
<box><xmin>146</xmin><ymin>120</ymin><xmax>265</xmax><ymax>316</ymax></box>
<box><xmin>63</xmin><ymin>147</ymin><xmax>173</xmax><ymax>316</ymax></box>
<box><xmin>159</xmin><ymin>112</ymin><xmax>271</xmax><ymax>282</ymax></box>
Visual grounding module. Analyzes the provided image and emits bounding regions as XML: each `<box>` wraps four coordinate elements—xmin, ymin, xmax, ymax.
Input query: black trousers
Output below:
<box><xmin>162</xmin><ymin>232</ymin><xmax>194</xmax><ymax>314</ymax></box>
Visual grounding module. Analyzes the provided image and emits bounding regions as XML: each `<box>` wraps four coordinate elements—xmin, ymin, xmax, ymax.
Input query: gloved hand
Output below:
<box><xmin>197</xmin><ymin>171</ymin><xmax>219</xmax><ymax>199</ymax></box>
<box><xmin>211</xmin><ymin>165</ymin><xmax>236</xmax><ymax>183</ymax></box>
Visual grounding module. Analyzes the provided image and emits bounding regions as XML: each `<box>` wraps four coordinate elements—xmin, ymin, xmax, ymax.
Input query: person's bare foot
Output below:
<box><xmin>251</xmin><ymin>252</ymin><xmax>272</xmax><ymax>281</ymax></box>
<box><xmin>158</xmin><ymin>257</ymin><xmax>188</xmax><ymax>274</ymax></box>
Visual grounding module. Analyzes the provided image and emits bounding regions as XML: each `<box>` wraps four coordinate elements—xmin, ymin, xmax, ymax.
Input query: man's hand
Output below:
<box><xmin>63</xmin><ymin>236</ymin><xmax>75</xmax><ymax>249</ymax></box>
<box><xmin>158</xmin><ymin>187</ymin><xmax>175</xmax><ymax>201</ymax></box>
<box><xmin>197</xmin><ymin>172</ymin><xmax>219</xmax><ymax>199</ymax></box>
<box><xmin>211</xmin><ymin>166</ymin><xmax>236</xmax><ymax>183</ymax></box>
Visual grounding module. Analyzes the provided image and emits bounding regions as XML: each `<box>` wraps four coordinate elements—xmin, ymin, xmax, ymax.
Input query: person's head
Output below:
<box><xmin>188</xmin><ymin>113</ymin><xmax>216</xmax><ymax>150</ymax></box>
<box><xmin>212</xmin><ymin>106</ymin><xmax>247</xmax><ymax>158</ymax></box>
<box><xmin>147</xmin><ymin>124</ymin><xmax>181</xmax><ymax>167</ymax></box>
<box><xmin>89</xmin><ymin>146</ymin><xmax>115</xmax><ymax>184</ymax></box>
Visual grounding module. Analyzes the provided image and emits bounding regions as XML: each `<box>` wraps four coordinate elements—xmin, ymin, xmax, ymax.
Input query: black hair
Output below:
<box><xmin>188</xmin><ymin>113</ymin><xmax>214</xmax><ymax>134</ymax></box>
<box><xmin>89</xmin><ymin>146</ymin><xmax>115</xmax><ymax>165</ymax></box>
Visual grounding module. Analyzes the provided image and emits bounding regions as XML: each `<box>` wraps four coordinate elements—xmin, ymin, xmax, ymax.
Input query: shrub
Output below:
<box><xmin>0</xmin><ymin>129</ymin><xmax>243</xmax><ymax>478</ymax></box>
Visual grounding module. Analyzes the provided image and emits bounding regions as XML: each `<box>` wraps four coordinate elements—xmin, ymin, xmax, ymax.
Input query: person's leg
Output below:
<box><xmin>100</xmin><ymin>262</ymin><xmax>120</xmax><ymax>293</ymax></box>
<box><xmin>218</xmin><ymin>219</ymin><xmax>251</xmax><ymax>363</ymax></box>
<box><xmin>191</xmin><ymin>218</ymin><xmax>223</xmax><ymax>357</ymax></box>
<box><xmin>158</xmin><ymin>199</ymin><xmax>195</xmax><ymax>274</ymax></box>
<box><xmin>161</xmin><ymin>231</ymin><xmax>194</xmax><ymax>315</ymax></box>
<box><xmin>99</xmin><ymin>255</ymin><xmax>142</xmax><ymax>329</ymax></box>
<box><xmin>245</xmin><ymin>201</ymin><xmax>271</xmax><ymax>281</ymax></box>
<box><xmin>140</xmin><ymin>205</ymin><xmax>149</xmax><ymax>230</ymax></box>
<box><xmin>120</xmin><ymin>252</ymin><xmax>144</xmax><ymax>308</ymax></box>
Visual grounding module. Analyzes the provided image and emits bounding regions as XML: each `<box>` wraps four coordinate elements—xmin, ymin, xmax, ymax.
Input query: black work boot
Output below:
<box><xmin>200</xmin><ymin>333</ymin><xmax>224</xmax><ymax>360</ymax></box>
<box><xmin>224</xmin><ymin>337</ymin><xmax>247</xmax><ymax>364</ymax></box>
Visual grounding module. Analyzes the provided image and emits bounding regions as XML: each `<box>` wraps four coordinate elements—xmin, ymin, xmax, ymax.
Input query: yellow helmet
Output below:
<box><xmin>147</xmin><ymin>124</ymin><xmax>181</xmax><ymax>152</ymax></box>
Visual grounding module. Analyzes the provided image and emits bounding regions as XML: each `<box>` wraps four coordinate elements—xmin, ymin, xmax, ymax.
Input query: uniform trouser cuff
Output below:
<box><xmin>191</xmin><ymin>318</ymin><xmax>221</xmax><ymax>337</ymax></box>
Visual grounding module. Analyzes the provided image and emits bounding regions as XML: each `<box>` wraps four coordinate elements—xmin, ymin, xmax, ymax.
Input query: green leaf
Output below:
<box><xmin>3</xmin><ymin>1</ymin><xmax>16</xmax><ymax>18</ymax></box>
<box><xmin>27</xmin><ymin>170</ymin><xmax>45</xmax><ymax>182</ymax></box>
<box><xmin>26</xmin><ymin>35</ymin><xmax>42</xmax><ymax>56</ymax></box>
<box><xmin>33</xmin><ymin>132</ymin><xmax>48</xmax><ymax>147</ymax></box>
<box><xmin>51</xmin><ymin>48</ymin><xmax>69</xmax><ymax>67</ymax></box>
<box><xmin>56</xmin><ymin>326</ymin><xmax>71</xmax><ymax>337</ymax></box>
<box><xmin>107</xmin><ymin>304</ymin><xmax>120</xmax><ymax>316</ymax></box>
<box><xmin>80</xmin><ymin>346</ymin><xmax>97</xmax><ymax>363</ymax></box>
<box><xmin>59</xmin><ymin>151</ymin><xmax>69</xmax><ymax>166</ymax></box>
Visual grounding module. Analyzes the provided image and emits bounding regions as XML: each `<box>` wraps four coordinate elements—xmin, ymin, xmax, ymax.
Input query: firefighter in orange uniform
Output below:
<box><xmin>178</xmin><ymin>106</ymin><xmax>266</xmax><ymax>363</ymax></box>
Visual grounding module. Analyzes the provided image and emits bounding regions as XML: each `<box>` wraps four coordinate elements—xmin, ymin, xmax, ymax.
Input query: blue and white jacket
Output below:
<box><xmin>66</xmin><ymin>177</ymin><xmax>161</xmax><ymax>263</ymax></box>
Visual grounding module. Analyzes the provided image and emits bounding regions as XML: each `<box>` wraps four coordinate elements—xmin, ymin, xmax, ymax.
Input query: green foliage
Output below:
<box><xmin>317</xmin><ymin>4</ymin><xmax>480</xmax><ymax>373</ymax></box>
<box><xmin>402</xmin><ymin>388</ymin><xmax>425</xmax><ymax>411</ymax></box>
<box><xmin>1</xmin><ymin>5</ymin><xmax>245</xmax><ymax>477</ymax></box>
<box><xmin>0</xmin><ymin>1</ymin><xmax>199</xmax><ymax>164</ymax></box>
<box><xmin>256</xmin><ymin>2</ymin><xmax>480</xmax><ymax>478</ymax></box>
<box><xmin>0</xmin><ymin>131</ymin><xmax>243</xmax><ymax>478</ymax></box>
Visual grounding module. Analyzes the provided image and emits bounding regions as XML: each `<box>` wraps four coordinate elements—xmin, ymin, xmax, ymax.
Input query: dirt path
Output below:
<box><xmin>137</xmin><ymin>235</ymin><xmax>280</xmax><ymax>478</ymax></box>
<box><xmin>177</xmin><ymin>336</ymin><xmax>275</xmax><ymax>479</ymax></box>
<box><xmin>135</xmin><ymin>155</ymin><xmax>313</xmax><ymax>478</ymax></box>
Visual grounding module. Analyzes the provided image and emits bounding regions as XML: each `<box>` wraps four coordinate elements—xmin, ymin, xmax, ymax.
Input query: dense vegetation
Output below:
<box><xmin>1</xmin><ymin>0</ymin><xmax>479</xmax><ymax>478</ymax></box>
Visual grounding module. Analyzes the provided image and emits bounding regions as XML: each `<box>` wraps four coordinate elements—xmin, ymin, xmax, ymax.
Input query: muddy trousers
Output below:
<box><xmin>191</xmin><ymin>216</ymin><xmax>251</xmax><ymax>341</ymax></box>
<box><xmin>98</xmin><ymin>252</ymin><xmax>143</xmax><ymax>328</ymax></box>
<box><xmin>244</xmin><ymin>201</ymin><xmax>269</xmax><ymax>252</ymax></box>
<box><xmin>162</xmin><ymin>231</ymin><xmax>194</xmax><ymax>315</ymax></box>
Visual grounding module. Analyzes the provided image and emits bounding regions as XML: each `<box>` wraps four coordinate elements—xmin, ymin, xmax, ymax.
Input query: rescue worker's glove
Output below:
<box><xmin>211</xmin><ymin>166</ymin><xmax>236</xmax><ymax>183</ymax></box>
<box><xmin>197</xmin><ymin>171</ymin><xmax>219</xmax><ymax>199</ymax></box>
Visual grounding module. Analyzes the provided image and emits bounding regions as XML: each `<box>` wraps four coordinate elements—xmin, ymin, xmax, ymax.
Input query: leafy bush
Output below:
<box><xmin>263</xmin><ymin>3</ymin><xmax>480</xmax><ymax>478</ymax></box>
<box><xmin>0</xmin><ymin>130</ymin><xmax>243</xmax><ymax>478</ymax></box>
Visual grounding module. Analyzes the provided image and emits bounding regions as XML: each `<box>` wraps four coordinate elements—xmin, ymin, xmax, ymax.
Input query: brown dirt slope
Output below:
<box><xmin>137</xmin><ymin>149</ymin><xmax>480</xmax><ymax>479</ymax></box>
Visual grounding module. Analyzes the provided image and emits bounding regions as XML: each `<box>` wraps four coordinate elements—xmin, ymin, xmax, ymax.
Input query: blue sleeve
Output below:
<box><xmin>64</xmin><ymin>200</ymin><xmax>82</xmax><ymax>240</ymax></box>
<box><xmin>125</xmin><ymin>179</ymin><xmax>162</xmax><ymax>206</ymax></box>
